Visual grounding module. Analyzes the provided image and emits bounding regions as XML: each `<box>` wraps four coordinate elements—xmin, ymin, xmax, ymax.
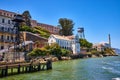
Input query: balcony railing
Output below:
<box><xmin>0</xmin><ymin>23</ymin><xmax>14</xmax><ymax>27</ymax></box>
<box><xmin>0</xmin><ymin>27</ymin><xmax>17</xmax><ymax>34</ymax></box>
<box><xmin>0</xmin><ymin>38</ymin><xmax>16</xmax><ymax>43</ymax></box>
<box><xmin>0</xmin><ymin>38</ymin><xmax>4</xmax><ymax>42</ymax></box>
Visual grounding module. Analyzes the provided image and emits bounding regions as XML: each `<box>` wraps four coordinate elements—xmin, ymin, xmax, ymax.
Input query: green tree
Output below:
<box><xmin>61</xmin><ymin>49</ymin><xmax>71</xmax><ymax>56</ymax></box>
<box><xmin>27</xmin><ymin>48</ymin><xmax>46</xmax><ymax>57</ymax></box>
<box><xmin>58</xmin><ymin>18</ymin><xmax>74</xmax><ymax>36</ymax></box>
<box><xmin>79</xmin><ymin>39</ymin><xmax>93</xmax><ymax>48</ymax></box>
<box><xmin>22</xmin><ymin>10</ymin><xmax>32</xmax><ymax>27</ymax></box>
<box><xmin>28</xmin><ymin>43</ymin><xmax>72</xmax><ymax>58</ymax></box>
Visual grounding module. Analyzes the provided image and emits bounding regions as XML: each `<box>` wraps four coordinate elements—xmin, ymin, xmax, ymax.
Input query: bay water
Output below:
<box><xmin>1</xmin><ymin>55</ymin><xmax>120</xmax><ymax>80</ymax></box>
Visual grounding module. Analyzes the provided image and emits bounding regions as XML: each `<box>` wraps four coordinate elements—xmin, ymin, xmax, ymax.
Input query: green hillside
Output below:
<box><xmin>20</xmin><ymin>26</ymin><xmax>50</xmax><ymax>38</ymax></box>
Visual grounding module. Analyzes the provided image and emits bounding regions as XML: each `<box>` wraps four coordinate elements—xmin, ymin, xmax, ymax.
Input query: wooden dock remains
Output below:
<box><xmin>0</xmin><ymin>60</ymin><xmax>52</xmax><ymax>77</ymax></box>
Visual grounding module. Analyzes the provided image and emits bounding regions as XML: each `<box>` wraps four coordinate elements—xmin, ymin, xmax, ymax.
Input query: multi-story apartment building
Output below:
<box><xmin>0</xmin><ymin>9</ymin><xmax>17</xmax><ymax>51</ymax></box>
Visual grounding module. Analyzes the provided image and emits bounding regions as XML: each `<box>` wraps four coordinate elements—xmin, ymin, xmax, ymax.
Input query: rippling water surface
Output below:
<box><xmin>1</xmin><ymin>55</ymin><xmax>120</xmax><ymax>80</ymax></box>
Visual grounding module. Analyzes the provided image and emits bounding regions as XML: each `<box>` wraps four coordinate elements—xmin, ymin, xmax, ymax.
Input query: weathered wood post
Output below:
<box><xmin>1</xmin><ymin>69</ymin><xmax>4</xmax><ymax>77</ymax></box>
<box><xmin>29</xmin><ymin>63</ymin><xmax>32</xmax><ymax>72</ymax></box>
<box><xmin>5</xmin><ymin>65</ymin><xmax>8</xmax><ymax>76</ymax></box>
<box><xmin>18</xmin><ymin>64</ymin><xmax>20</xmax><ymax>73</ymax></box>
<box><xmin>38</xmin><ymin>63</ymin><xmax>41</xmax><ymax>71</ymax></box>
<box><xmin>25</xmin><ymin>66</ymin><xmax>28</xmax><ymax>72</ymax></box>
<box><xmin>46</xmin><ymin>60</ymin><xmax>52</xmax><ymax>70</ymax></box>
<box><xmin>11</xmin><ymin>68</ymin><xmax>13</xmax><ymax>74</ymax></box>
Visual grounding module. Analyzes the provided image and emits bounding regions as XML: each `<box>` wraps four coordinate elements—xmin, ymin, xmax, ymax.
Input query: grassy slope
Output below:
<box><xmin>20</xmin><ymin>26</ymin><xmax>50</xmax><ymax>38</ymax></box>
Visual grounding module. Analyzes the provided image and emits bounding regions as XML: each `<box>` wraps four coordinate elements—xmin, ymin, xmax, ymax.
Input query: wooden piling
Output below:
<box><xmin>18</xmin><ymin>64</ymin><xmax>20</xmax><ymax>74</ymax></box>
<box><xmin>46</xmin><ymin>60</ymin><xmax>52</xmax><ymax>70</ymax></box>
<box><xmin>5</xmin><ymin>66</ymin><xmax>8</xmax><ymax>76</ymax></box>
<box><xmin>38</xmin><ymin>63</ymin><xmax>41</xmax><ymax>71</ymax></box>
<box><xmin>0</xmin><ymin>60</ymin><xmax>52</xmax><ymax>77</ymax></box>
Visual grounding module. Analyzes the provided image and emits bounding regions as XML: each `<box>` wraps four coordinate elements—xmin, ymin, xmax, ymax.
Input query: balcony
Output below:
<box><xmin>0</xmin><ymin>38</ymin><xmax>16</xmax><ymax>43</ymax></box>
<box><xmin>11</xmin><ymin>39</ymin><xmax>16</xmax><ymax>43</ymax></box>
<box><xmin>0</xmin><ymin>38</ymin><xmax>4</xmax><ymax>42</ymax></box>
<box><xmin>0</xmin><ymin>27</ymin><xmax>17</xmax><ymax>34</ymax></box>
<box><xmin>4</xmin><ymin>39</ymin><xmax>11</xmax><ymax>43</ymax></box>
<box><xmin>0</xmin><ymin>23</ymin><xmax>14</xmax><ymax>27</ymax></box>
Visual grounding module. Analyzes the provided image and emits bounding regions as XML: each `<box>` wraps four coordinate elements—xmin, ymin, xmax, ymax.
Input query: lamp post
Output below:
<box><xmin>12</xmin><ymin>14</ymin><xmax>24</xmax><ymax>62</ymax></box>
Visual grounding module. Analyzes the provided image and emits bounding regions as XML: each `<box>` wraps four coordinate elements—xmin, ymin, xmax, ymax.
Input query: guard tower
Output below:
<box><xmin>77</xmin><ymin>27</ymin><xmax>85</xmax><ymax>39</ymax></box>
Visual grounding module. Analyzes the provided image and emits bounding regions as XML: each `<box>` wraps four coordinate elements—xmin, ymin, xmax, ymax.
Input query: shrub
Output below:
<box><xmin>28</xmin><ymin>43</ymin><xmax>72</xmax><ymax>58</ymax></box>
<box><xmin>61</xmin><ymin>49</ymin><xmax>71</xmax><ymax>56</ymax></box>
<box><xmin>50</xmin><ymin>47</ymin><xmax>62</xmax><ymax>56</ymax></box>
<box><xmin>27</xmin><ymin>48</ymin><xmax>46</xmax><ymax>57</ymax></box>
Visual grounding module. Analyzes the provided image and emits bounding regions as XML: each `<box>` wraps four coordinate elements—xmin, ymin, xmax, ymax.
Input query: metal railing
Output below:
<box><xmin>0</xmin><ymin>27</ymin><xmax>16</xmax><ymax>34</ymax></box>
<box><xmin>0</xmin><ymin>38</ymin><xmax>16</xmax><ymax>42</ymax></box>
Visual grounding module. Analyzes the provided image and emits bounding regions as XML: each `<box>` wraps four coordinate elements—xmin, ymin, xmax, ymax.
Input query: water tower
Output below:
<box><xmin>77</xmin><ymin>27</ymin><xmax>85</xmax><ymax>39</ymax></box>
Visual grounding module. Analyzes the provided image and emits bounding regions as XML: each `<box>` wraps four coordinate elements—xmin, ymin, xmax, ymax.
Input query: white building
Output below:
<box><xmin>0</xmin><ymin>9</ymin><xmax>17</xmax><ymax>50</ymax></box>
<box><xmin>48</xmin><ymin>34</ymin><xmax>80</xmax><ymax>54</ymax></box>
<box><xmin>93</xmin><ymin>42</ymin><xmax>111</xmax><ymax>51</ymax></box>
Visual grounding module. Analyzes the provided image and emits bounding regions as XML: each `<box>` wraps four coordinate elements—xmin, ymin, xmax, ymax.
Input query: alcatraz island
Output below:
<box><xmin>0</xmin><ymin>9</ymin><xmax>118</xmax><ymax>77</ymax></box>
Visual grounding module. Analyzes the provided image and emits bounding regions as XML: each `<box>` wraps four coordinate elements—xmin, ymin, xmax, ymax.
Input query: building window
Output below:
<box><xmin>1</xmin><ymin>46</ymin><xmax>4</xmax><ymax>49</ymax></box>
<box><xmin>7</xmin><ymin>36</ymin><xmax>9</xmax><ymax>40</ymax></box>
<box><xmin>4</xmin><ymin>13</ymin><xmax>6</xmax><ymax>16</ymax></box>
<box><xmin>13</xmin><ymin>14</ymin><xmax>14</xmax><ymax>17</ymax></box>
<box><xmin>11</xmin><ymin>36</ymin><xmax>13</xmax><ymax>40</ymax></box>
<box><xmin>2</xmin><ymin>19</ymin><xmax>5</xmax><ymax>23</ymax></box>
<box><xmin>1</xmin><ymin>35</ymin><xmax>4</xmax><ymax>39</ymax></box>
<box><xmin>1</xmin><ymin>27</ymin><xmax>4</xmax><ymax>31</ymax></box>
<box><xmin>7</xmin><ymin>14</ymin><xmax>9</xmax><ymax>16</ymax></box>
<box><xmin>10</xmin><ymin>14</ymin><xmax>12</xmax><ymax>17</ymax></box>
<box><xmin>8</xmin><ymin>20</ymin><xmax>10</xmax><ymax>24</ymax></box>
<box><xmin>8</xmin><ymin>28</ymin><xmax>10</xmax><ymax>32</ymax></box>
<box><xmin>15</xmin><ymin>37</ymin><xmax>17</xmax><ymax>41</ymax></box>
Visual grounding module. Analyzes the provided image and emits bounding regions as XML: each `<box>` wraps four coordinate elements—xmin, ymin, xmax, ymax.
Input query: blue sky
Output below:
<box><xmin>0</xmin><ymin>0</ymin><xmax>120</xmax><ymax>48</ymax></box>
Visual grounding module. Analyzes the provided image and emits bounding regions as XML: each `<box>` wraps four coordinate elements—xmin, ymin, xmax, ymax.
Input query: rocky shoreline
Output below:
<box><xmin>0</xmin><ymin>54</ymin><xmax>118</xmax><ymax>65</ymax></box>
<box><xmin>42</xmin><ymin>53</ymin><xmax>119</xmax><ymax>62</ymax></box>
